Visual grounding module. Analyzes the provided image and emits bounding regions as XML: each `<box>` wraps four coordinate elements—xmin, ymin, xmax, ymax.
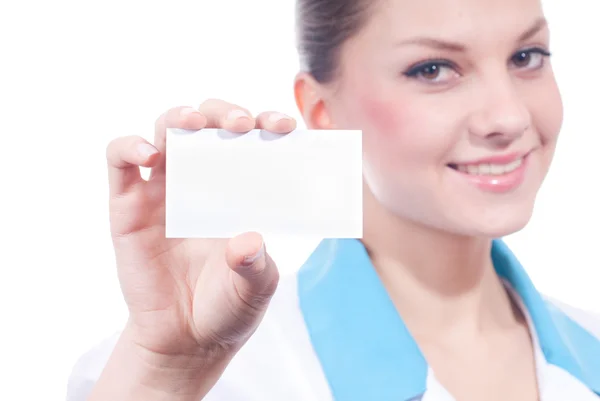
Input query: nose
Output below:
<box><xmin>467</xmin><ymin>75</ymin><xmax>531</xmax><ymax>148</ymax></box>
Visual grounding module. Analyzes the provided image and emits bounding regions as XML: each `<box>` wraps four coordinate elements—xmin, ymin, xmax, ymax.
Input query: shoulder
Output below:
<box><xmin>544</xmin><ymin>296</ymin><xmax>600</xmax><ymax>340</ymax></box>
<box><xmin>66</xmin><ymin>273</ymin><xmax>331</xmax><ymax>401</ymax></box>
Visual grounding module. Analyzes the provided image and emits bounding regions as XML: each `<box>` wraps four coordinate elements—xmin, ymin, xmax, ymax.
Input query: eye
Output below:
<box><xmin>403</xmin><ymin>61</ymin><xmax>459</xmax><ymax>84</ymax></box>
<box><xmin>510</xmin><ymin>48</ymin><xmax>551</xmax><ymax>70</ymax></box>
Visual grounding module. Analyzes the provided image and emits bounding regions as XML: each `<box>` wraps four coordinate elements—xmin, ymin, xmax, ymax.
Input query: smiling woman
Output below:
<box><xmin>66</xmin><ymin>0</ymin><xmax>600</xmax><ymax>400</ymax></box>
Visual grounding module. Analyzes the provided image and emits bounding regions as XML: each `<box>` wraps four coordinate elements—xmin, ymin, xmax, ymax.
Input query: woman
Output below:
<box><xmin>67</xmin><ymin>0</ymin><xmax>600</xmax><ymax>399</ymax></box>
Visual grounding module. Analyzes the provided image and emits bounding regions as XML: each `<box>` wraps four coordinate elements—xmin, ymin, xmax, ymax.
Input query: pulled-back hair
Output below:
<box><xmin>295</xmin><ymin>0</ymin><xmax>373</xmax><ymax>83</ymax></box>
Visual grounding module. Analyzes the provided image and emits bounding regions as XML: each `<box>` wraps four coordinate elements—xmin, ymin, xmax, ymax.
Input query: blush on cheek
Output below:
<box><xmin>353</xmin><ymin>93</ymin><xmax>411</xmax><ymax>172</ymax></box>
<box><xmin>357</xmin><ymin>92</ymin><xmax>406</xmax><ymax>139</ymax></box>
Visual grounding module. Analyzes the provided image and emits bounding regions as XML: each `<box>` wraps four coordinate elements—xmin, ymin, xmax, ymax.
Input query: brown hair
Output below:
<box><xmin>295</xmin><ymin>0</ymin><xmax>373</xmax><ymax>83</ymax></box>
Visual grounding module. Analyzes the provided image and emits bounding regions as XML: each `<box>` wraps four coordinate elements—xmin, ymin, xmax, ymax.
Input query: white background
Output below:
<box><xmin>0</xmin><ymin>0</ymin><xmax>598</xmax><ymax>399</ymax></box>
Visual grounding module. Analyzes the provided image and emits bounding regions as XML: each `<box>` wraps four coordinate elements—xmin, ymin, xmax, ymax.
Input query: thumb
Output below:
<box><xmin>225</xmin><ymin>232</ymin><xmax>280</xmax><ymax>311</ymax></box>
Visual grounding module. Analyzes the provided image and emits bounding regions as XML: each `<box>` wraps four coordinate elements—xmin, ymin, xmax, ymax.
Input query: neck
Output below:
<box><xmin>362</xmin><ymin>187</ymin><xmax>521</xmax><ymax>342</ymax></box>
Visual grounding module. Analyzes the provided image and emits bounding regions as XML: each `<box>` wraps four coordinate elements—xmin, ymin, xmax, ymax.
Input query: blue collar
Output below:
<box><xmin>297</xmin><ymin>238</ymin><xmax>600</xmax><ymax>401</ymax></box>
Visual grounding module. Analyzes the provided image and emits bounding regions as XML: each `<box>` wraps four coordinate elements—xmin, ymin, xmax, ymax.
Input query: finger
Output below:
<box><xmin>254</xmin><ymin>111</ymin><xmax>297</xmax><ymax>133</ymax></box>
<box><xmin>225</xmin><ymin>232</ymin><xmax>280</xmax><ymax>309</ymax></box>
<box><xmin>152</xmin><ymin>106</ymin><xmax>207</xmax><ymax>176</ymax></box>
<box><xmin>198</xmin><ymin>98</ymin><xmax>256</xmax><ymax>133</ymax></box>
<box><xmin>106</xmin><ymin>136</ymin><xmax>160</xmax><ymax>197</ymax></box>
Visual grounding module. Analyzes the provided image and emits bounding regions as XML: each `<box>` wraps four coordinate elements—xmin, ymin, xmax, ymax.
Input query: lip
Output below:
<box><xmin>448</xmin><ymin>151</ymin><xmax>533</xmax><ymax>193</ymax></box>
<box><xmin>449</xmin><ymin>151</ymin><xmax>529</xmax><ymax>167</ymax></box>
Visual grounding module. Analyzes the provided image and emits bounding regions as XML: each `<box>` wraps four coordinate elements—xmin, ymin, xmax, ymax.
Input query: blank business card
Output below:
<box><xmin>165</xmin><ymin>128</ymin><xmax>363</xmax><ymax>239</ymax></box>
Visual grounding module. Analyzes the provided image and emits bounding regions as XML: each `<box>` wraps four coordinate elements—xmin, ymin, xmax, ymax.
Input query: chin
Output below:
<box><xmin>452</xmin><ymin>200</ymin><xmax>536</xmax><ymax>239</ymax></box>
<box><xmin>365</xmin><ymin>167</ymin><xmax>542</xmax><ymax>241</ymax></box>
<box><xmin>471</xmin><ymin>217</ymin><xmax>531</xmax><ymax>239</ymax></box>
<box><xmin>441</xmin><ymin>157</ymin><xmax>545</xmax><ymax>239</ymax></box>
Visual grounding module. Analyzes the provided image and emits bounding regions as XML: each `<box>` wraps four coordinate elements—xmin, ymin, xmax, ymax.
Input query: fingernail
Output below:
<box><xmin>138</xmin><ymin>143</ymin><xmax>158</xmax><ymax>158</ymax></box>
<box><xmin>227</xmin><ymin>109</ymin><xmax>250</xmax><ymax>122</ymax></box>
<box><xmin>180</xmin><ymin>107</ymin><xmax>200</xmax><ymax>117</ymax></box>
<box><xmin>241</xmin><ymin>242</ymin><xmax>265</xmax><ymax>267</ymax></box>
<box><xmin>268</xmin><ymin>112</ymin><xmax>290</xmax><ymax>124</ymax></box>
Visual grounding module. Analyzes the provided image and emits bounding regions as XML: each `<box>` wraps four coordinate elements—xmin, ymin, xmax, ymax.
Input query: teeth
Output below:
<box><xmin>456</xmin><ymin>158</ymin><xmax>523</xmax><ymax>175</ymax></box>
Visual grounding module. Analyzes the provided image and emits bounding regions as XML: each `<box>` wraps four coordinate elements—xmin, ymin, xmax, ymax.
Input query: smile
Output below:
<box><xmin>446</xmin><ymin>151</ymin><xmax>533</xmax><ymax>193</ymax></box>
<box><xmin>448</xmin><ymin>157</ymin><xmax>524</xmax><ymax>176</ymax></box>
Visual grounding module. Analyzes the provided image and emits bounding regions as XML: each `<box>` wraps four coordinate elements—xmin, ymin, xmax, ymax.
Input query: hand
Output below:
<box><xmin>106</xmin><ymin>99</ymin><xmax>297</xmax><ymax>364</ymax></box>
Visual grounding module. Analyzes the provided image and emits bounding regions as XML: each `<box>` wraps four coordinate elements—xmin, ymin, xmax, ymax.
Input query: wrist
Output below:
<box><xmin>88</xmin><ymin>326</ymin><xmax>233</xmax><ymax>401</ymax></box>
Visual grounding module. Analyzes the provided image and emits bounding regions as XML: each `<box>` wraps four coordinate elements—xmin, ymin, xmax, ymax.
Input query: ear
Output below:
<box><xmin>294</xmin><ymin>72</ymin><xmax>335</xmax><ymax>129</ymax></box>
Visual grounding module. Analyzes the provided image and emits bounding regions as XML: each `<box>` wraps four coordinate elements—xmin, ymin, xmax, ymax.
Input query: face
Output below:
<box><xmin>326</xmin><ymin>0</ymin><xmax>562</xmax><ymax>238</ymax></box>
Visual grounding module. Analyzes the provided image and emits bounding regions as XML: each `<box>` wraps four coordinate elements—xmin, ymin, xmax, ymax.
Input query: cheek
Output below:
<box><xmin>530</xmin><ymin>76</ymin><xmax>563</xmax><ymax>148</ymax></box>
<box><xmin>358</xmin><ymin>94</ymin><xmax>404</xmax><ymax>138</ymax></box>
<box><xmin>351</xmin><ymin>91</ymin><xmax>444</xmax><ymax>171</ymax></box>
<box><xmin>537</xmin><ymin>88</ymin><xmax>562</xmax><ymax>170</ymax></box>
<box><xmin>354</xmin><ymin>93</ymin><xmax>418</xmax><ymax>166</ymax></box>
<box><xmin>544</xmin><ymin>88</ymin><xmax>563</xmax><ymax>142</ymax></box>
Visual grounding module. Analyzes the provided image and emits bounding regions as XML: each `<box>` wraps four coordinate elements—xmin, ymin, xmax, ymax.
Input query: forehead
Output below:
<box><xmin>366</xmin><ymin>0</ymin><xmax>546</xmax><ymax>44</ymax></box>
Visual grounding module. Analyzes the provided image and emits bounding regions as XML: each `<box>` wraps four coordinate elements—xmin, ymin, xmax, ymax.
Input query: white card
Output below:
<box><xmin>165</xmin><ymin>128</ymin><xmax>363</xmax><ymax>238</ymax></box>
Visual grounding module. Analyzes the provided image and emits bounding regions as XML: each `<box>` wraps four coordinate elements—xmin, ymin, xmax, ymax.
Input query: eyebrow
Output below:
<box><xmin>395</xmin><ymin>17</ymin><xmax>548</xmax><ymax>52</ymax></box>
<box><xmin>518</xmin><ymin>17</ymin><xmax>548</xmax><ymax>42</ymax></box>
